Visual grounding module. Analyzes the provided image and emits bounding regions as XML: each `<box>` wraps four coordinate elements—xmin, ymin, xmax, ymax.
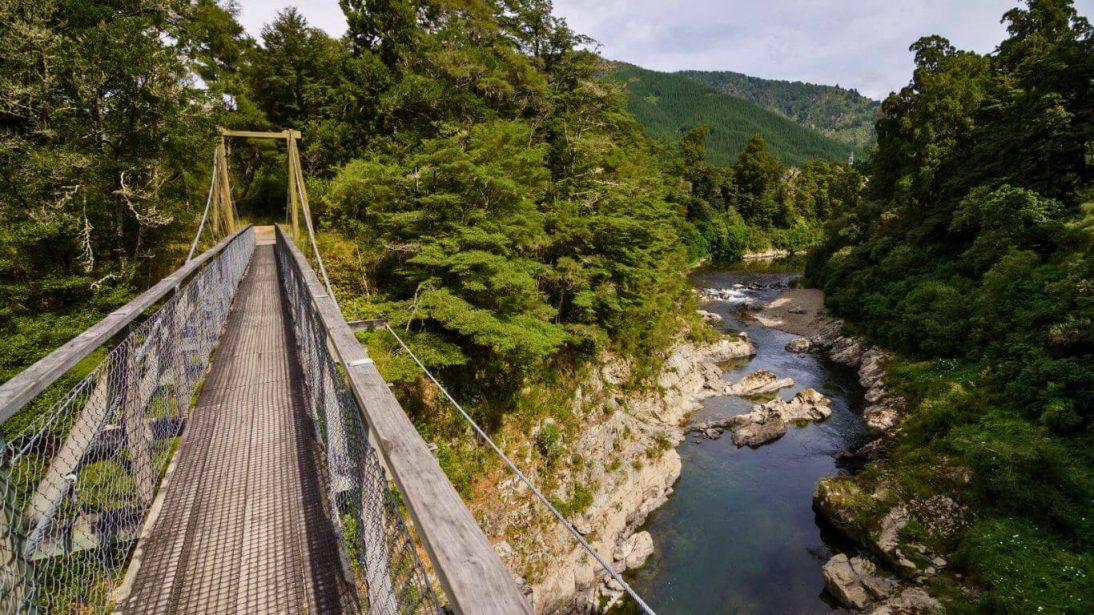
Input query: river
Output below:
<box><xmin>615</xmin><ymin>262</ymin><xmax>872</xmax><ymax>614</ymax></box>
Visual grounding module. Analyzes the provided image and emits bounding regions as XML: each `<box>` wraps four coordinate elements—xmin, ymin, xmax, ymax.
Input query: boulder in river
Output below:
<box><xmin>773</xmin><ymin>388</ymin><xmax>832</xmax><ymax>422</ymax></box>
<box><xmin>701</xmin><ymin>427</ymin><xmax>724</xmax><ymax>440</ymax></box>
<box><xmin>719</xmin><ymin>388</ymin><xmax>832</xmax><ymax>447</ymax></box>
<box><xmin>724</xmin><ymin>370</ymin><xmax>794</xmax><ymax>396</ymax></box>
<box><xmin>785</xmin><ymin>337</ymin><xmax>811</xmax><ymax>353</ymax></box>
<box><xmin>729</xmin><ymin>408</ymin><xmax>787</xmax><ymax>447</ymax></box>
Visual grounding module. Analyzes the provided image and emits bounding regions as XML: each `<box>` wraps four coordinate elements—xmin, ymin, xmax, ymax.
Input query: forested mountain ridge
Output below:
<box><xmin>609</xmin><ymin>62</ymin><xmax>850</xmax><ymax>167</ymax></box>
<box><xmin>679</xmin><ymin>69</ymin><xmax>880</xmax><ymax>149</ymax></box>
<box><xmin>806</xmin><ymin>1</ymin><xmax>1093</xmax><ymax>612</ymax></box>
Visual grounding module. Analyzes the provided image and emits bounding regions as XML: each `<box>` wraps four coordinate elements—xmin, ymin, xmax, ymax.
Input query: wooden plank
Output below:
<box><xmin>347</xmin><ymin>318</ymin><xmax>388</xmax><ymax>333</ymax></box>
<box><xmin>275</xmin><ymin>226</ymin><xmax>531</xmax><ymax>615</ymax></box>
<box><xmin>217</xmin><ymin>128</ymin><xmax>289</xmax><ymax>139</ymax></box>
<box><xmin>22</xmin><ymin>367</ymin><xmax>111</xmax><ymax>547</ymax></box>
<box><xmin>28</xmin><ymin>507</ymin><xmax>143</xmax><ymax>560</ymax></box>
<box><xmin>211</xmin><ymin>143</ymin><xmax>223</xmax><ymax>237</ymax></box>
<box><xmin>0</xmin><ymin>226</ymin><xmax>253</xmax><ymax>425</ymax></box>
<box><xmin>217</xmin><ymin>128</ymin><xmax>302</xmax><ymax>140</ymax></box>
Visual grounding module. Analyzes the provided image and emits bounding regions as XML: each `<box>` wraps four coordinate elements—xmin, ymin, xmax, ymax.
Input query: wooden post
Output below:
<box><xmin>289</xmin><ymin>138</ymin><xmax>315</xmax><ymax>231</ymax></box>
<box><xmin>215</xmin><ymin>139</ymin><xmax>236</xmax><ymax>234</ymax></box>
<box><xmin>287</xmin><ymin>135</ymin><xmax>301</xmax><ymax>240</ymax></box>
<box><xmin>210</xmin><ymin>146</ymin><xmax>222</xmax><ymax>238</ymax></box>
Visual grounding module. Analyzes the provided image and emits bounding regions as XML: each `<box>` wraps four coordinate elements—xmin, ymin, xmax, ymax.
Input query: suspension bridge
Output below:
<box><xmin>0</xmin><ymin>129</ymin><xmax>657</xmax><ymax>615</ymax></box>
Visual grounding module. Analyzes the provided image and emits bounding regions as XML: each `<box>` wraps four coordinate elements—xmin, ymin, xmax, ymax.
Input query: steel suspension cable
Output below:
<box><xmin>289</xmin><ymin>140</ymin><xmax>339</xmax><ymax>311</ymax></box>
<box><xmin>186</xmin><ymin>148</ymin><xmax>220</xmax><ymax>263</ymax></box>
<box><xmin>383</xmin><ymin>324</ymin><xmax>658</xmax><ymax>615</ymax></box>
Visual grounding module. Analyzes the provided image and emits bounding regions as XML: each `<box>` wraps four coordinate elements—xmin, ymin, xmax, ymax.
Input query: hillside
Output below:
<box><xmin>609</xmin><ymin>62</ymin><xmax>850</xmax><ymax>167</ymax></box>
<box><xmin>680</xmin><ymin>70</ymin><xmax>880</xmax><ymax>149</ymax></box>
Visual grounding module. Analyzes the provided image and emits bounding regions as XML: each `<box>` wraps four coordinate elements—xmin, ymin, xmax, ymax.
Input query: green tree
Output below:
<box><xmin>733</xmin><ymin>134</ymin><xmax>783</xmax><ymax>225</ymax></box>
<box><xmin>805</xmin><ymin>3</ymin><xmax>1094</xmax><ymax>610</ymax></box>
<box><xmin>0</xmin><ymin>0</ymin><xmax>215</xmax><ymax>379</ymax></box>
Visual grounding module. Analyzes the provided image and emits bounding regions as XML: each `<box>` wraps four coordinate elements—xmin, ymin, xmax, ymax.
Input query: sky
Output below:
<box><xmin>235</xmin><ymin>0</ymin><xmax>1094</xmax><ymax>100</ymax></box>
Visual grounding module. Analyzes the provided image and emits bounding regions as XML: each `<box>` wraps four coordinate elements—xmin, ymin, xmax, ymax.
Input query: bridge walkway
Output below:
<box><xmin>117</xmin><ymin>239</ymin><xmax>355</xmax><ymax>614</ymax></box>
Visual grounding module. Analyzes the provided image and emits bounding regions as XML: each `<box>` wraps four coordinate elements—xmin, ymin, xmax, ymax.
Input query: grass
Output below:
<box><xmin>831</xmin><ymin>347</ymin><xmax>1093</xmax><ymax>614</ymax></box>
<box><xmin>954</xmin><ymin>518</ymin><xmax>1093</xmax><ymax>615</ymax></box>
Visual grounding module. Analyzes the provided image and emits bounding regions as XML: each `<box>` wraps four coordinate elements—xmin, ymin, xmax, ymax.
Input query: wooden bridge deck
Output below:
<box><xmin>118</xmin><ymin>242</ymin><xmax>355</xmax><ymax>614</ymax></box>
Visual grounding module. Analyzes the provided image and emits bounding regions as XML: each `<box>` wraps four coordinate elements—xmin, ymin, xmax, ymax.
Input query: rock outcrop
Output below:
<box><xmin>822</xmin><ymin>553</ymin><xmax>898</xmax><ymax>609</ymax></box>
<box><xmin>690</xmin><ymin>388</ymin><xmax>832</xmax><ymax>448</ymax></box>
<box><xmin>867</xmin><ymin>587</ymin><xmax>942</xmax><ymax>614</ymax></box>
<box><xmin>723</xmin><ymin>370</ymin><xmax>794</xmax><ymax>396</ymax></box>
<box><xmin>513</xmin><ymin>335</ymin><xmax>755</xmax><ymax>613</ymax></box>
<box><xmin>696</xmin><ymin>309</ymin><xmax>722</xmax><ymax>324</ymax></box>
<box><xmin>814</xmin><ymin>476</ymin><xmax>970</xmax><ymax>587</ymax></box>
<box><xmin>822</xmin><ymin>553</ymin><xmax>942</xmax><ymax>614</ymax></box>
<box><xmin>809</xmin><ymin>322</ymin><xmax>904</xmax><ymax>435</ymax></box>
<box><xmin>829</xmin><ymin>336</ymin><xmax>865</xmax><ymax>365</ymax></box>
<box><xmin>614</xmin><ymin>531</ymin><xmax>654</xmax><ymax>570</ymax></box>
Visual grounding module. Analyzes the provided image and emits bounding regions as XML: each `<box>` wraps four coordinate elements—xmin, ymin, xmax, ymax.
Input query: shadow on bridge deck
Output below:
<box><xmin>116</xmin><ymin>243</ymin><xmax>355</xmax><ymax>614</ymax></box>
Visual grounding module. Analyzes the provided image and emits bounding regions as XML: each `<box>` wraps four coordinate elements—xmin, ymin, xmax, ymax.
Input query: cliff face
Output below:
<box><xmin>472</xmin><ymin>336</ymin><xmax>754</xmax><ymax>613</ymax></box>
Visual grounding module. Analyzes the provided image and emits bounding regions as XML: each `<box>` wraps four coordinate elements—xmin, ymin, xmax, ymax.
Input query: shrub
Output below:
<box><xmin>535</xmin><ymin>422</ymin><xmax>564</xmax><ymax>465</ymax></box>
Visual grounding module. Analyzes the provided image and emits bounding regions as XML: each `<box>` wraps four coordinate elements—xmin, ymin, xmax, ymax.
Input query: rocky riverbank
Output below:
<box><xmin>740</xmin><ymin>248</ymin><xmax>809</xmax><ymax>260</ymax></box>
<box><xmin>753</xmin><ymin>289</ymin><xmax>906</xmax><ymax>438</ymax></box>
<box><xmin>749</xmin><ymin>287</ymin><xmax>964</xmax><ymax>613</ymax></box>
<box><xmin>486</xmin><ymin>334</ymin><xmax>755</xmax><ymax>613</ymax></box>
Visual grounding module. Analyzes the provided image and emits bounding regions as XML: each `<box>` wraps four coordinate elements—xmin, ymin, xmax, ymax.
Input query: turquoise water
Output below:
<box><xmin>615</xmin><ymin>266</ymin><xmax>870</xmax><ymax>614</ymax></box>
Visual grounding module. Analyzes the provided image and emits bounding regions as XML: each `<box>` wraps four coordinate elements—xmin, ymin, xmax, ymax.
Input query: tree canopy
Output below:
<box><xmin>806</xmin><ymin>1</ymin><xmax>1093</xmax><ymax>611</ymax></box>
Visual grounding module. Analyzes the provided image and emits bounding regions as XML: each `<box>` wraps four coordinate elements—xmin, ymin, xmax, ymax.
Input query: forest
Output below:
<box><xmin>806</xmin><ymin>1</ymin><xmax>1093</xmax><ymax>611</ymax></box>
<box><xmin>0</xmin><ymin>0</ymin><xmax>850</xmax><ymax>393</ymax></box>
<box><xmin>610</xmin><ymin>61</ymin><xmax>851</xmax><ymax>166</ymax></box>
<box><xmin>0</xmin><ymin>0</ymin><xmax>1091</xmax><ymax>613</ymax></box>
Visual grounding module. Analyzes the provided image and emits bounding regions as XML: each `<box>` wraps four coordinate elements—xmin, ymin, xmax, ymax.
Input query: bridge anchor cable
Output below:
<box><xmin>383</xmin><ymin>324</ymin><xmax>658</xmax><ymax>615</ymax></box>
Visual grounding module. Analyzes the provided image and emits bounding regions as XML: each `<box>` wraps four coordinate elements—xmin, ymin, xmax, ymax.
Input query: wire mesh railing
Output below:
<box><xmin>0</xmin><ymin>226</ymin><xmax>254</xmax><ymax>614</ymax></box>
<box><xmin>275</xmin><ymin>229</ymin><xmax>442</xmax><ymax>615</ymax></box>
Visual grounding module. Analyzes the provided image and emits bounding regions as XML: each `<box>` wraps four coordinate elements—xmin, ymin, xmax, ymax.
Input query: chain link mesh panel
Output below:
<box><xmin>0</xmin><ymin>227</ymin><xmax>255</xmax><ymax>614</ymax></box>
<box><xmin>275</xmin><ymin>236</ymin><xmax>442</xmax><ymax>615</ymax></box>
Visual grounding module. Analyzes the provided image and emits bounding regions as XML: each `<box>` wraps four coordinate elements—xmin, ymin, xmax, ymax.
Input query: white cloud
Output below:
<box><xmin>235</xmin><ymin>0</ymin><xmax>1094</xmax><ymax>100</ymax></box>
<box><xmin>554</xmin><ymin>0</ymin><xmax>1094</xmax><ymax>98</ymax></box>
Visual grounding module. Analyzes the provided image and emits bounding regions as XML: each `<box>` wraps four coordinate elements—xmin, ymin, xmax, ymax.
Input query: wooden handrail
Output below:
<box><xmin>274</xmin><ymin>226</ymin><xmax>531</xmax><ymax>615</ymax></box>
<box><xmin>0</xmin><ymin>225</ymin><xmax>254</xmax><ymax>424</ymax></box>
